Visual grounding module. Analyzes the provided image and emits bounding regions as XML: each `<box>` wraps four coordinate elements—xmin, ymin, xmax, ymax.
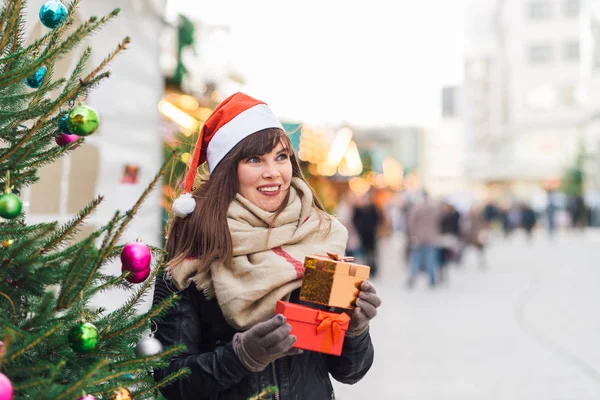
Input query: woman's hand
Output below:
<box><xmin>346</xmin><ymin>281</ymin><xmax>381</xmax><ymax>337</ymax></box>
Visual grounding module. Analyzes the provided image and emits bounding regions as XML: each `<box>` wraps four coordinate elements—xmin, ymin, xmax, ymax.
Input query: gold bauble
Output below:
<box><xmin>2</xmin><ymin>239</ymin><xmax>14</xmax><ymax>248</ymax></box>
<box><xmin>109</xmin><ymin>387</ymin><xmax>132</xmax><ymax>400</ymax></box>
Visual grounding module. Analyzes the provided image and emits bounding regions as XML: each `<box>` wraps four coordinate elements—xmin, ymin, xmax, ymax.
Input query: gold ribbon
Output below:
<box><xmin>316</xmin><ymin>311</ymin><xmax>350</xmax><ymax>353</ymax></box>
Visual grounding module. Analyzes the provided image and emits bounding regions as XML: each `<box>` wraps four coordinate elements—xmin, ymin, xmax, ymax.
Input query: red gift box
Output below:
<box><xmin>275</xmin><ymin>300</ymin><xmax>350</xmax><ymax>356</ymax></box>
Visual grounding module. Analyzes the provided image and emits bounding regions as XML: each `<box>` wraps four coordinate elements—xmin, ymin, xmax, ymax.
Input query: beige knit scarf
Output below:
<box><xmin>166</xmin><ymin>178</ymin><xmax>348</xmax><ymax>330</ymax></box>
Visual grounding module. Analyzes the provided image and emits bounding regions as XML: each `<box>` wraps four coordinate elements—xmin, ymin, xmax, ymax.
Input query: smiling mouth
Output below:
<box><xmin>257</xmin><ymin>185</ymin><xmax>281</xmax><ymax>195</ymax></box>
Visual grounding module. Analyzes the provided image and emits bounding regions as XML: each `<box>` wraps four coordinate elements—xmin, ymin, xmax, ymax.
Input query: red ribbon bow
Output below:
<box><xmin>316</xmin><ymin>311</ymin><xmax>350</xmax><ymax>352</ymax></box>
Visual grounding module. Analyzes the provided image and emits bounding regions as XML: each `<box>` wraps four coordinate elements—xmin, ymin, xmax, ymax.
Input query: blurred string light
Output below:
<box><xmin>337</xmin><ymin>140</ymin><xmax>363</xmax><ymax>176</ymax></box>
<box><xmin>158</xmin><ymin>100</ymin><xmax>200</xmax><ymax>135</ymax></box>
<box><xmin>326</xmin><ymin>127</ymin><xmax>353</xmax><ymax>168</ymax></box>
<box><xmin>180</xmin><ymin>152</ymin><xmax>191</xmax><ymax>164</ymax></box>
<box><xmin>382</xmin><ymin>156</ymin><xmax>403</xmax><ymax>190</ymax></box>
<box><xmin>348</xmin><ymin>177</ymin><xmax>371</xmax><ymax>194</ymax></box>
<box><xmin>179</xmin><ymin>94</ymin><xmax>199</xmax><ymax>111</ymax></box>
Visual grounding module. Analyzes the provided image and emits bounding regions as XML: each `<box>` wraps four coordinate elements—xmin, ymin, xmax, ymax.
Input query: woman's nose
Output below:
<box><xmin>262</xmin><ymin>162</ymin><xmax>280</xmax><ymax>179</ymax></box>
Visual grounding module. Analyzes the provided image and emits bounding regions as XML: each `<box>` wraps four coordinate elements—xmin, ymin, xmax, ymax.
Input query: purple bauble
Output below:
<box><xmin>55</xmin><ymin>133</ymin><xmax>80</xmax><ymax>147</ymax></box>
<box><xmin>0</xmin><ymin>372</ymin><xmax>13</xmax><ymax>400</ymax></box>
<box><xmin>120</xmin><ymin>241</ymin><xmax>152</xmax><ymax>272</ymax></box>
<box><xmin>122</xmin><ymin>264</ymin><xmax>150</xmax><ymax>284</ymax></box>
<box><xmin>78</xmin><ymin>395</ymin><xmax>97</xmax><ymax>400</ymax></box>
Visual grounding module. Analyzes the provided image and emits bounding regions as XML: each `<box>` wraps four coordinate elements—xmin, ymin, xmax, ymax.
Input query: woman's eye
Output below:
<box><xmin>277</xmin><ymin>153</ymin><xmax>289</xmax><ymax>161</ymax></box>
<box><xmin>247</xmin><ymin>156</ymin><xmax>260</xmax><ymax>163</ymax></box>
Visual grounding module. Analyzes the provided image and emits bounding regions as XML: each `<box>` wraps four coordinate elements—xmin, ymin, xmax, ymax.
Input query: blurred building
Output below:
<box><xmin>422</xmin><ymin>86</ymin><xmax>468</xmax><ymax>198</ymax></box>
<box><xmin>463</xmin><ymin>0</ymin><xmax>584</xmax><ymax>200</ymax></box>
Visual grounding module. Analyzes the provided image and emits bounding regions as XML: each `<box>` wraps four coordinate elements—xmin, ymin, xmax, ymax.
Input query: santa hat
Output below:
<box><xmin>172</xmin><ymin>92</ymin><xmax>284</xmax><ymax>218</ymax></box>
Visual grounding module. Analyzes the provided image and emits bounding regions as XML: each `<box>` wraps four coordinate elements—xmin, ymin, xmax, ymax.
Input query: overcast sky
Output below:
<box><xmin>168</xmin><ymin>0</ymin><xmax>472</xmax><ymax>128</ymax></box>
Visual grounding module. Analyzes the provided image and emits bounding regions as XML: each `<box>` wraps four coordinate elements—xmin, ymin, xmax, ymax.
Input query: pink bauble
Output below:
<box><xmin>55</xmin><ymin>133</ymin><xmax>80</xmax><ymax>147</ymax></box>
<box><xmin>0</xmin><ymin>372</ymin><xmax>13</xmax><ymax>400</ymax></box>
<box><xmin>79</xmin><ymin>395</ymin><xmax>97</xmax><ymax>400</ymax></box>
<box><xmin>120</xmin><ymin>241</ymin><xmax>152</xmax><ymax>272</ymax></box>
<box><xmin>122</xmin><ymin>264</ymin><xmax>150</xmax><ymax>284</ymax></box>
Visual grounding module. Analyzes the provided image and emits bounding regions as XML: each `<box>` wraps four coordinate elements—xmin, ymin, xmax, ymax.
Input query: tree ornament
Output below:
<box><xmin>121</xmin><ymin>239</ymin><xmax>152</xmax><ymax>272</ymax></box>
<box><xmin>78</xmin><ymin>395</ymin><xmax>97</xmax><ymax>400</ymax></box>
<box><xmin>0</xmin><ymin>192</ymin><xmax>22</xmax><ymax>220</ymax></box>
<box><xmin>68</xmin><ymin>322</ymin><xmax>99</xmax><ymax>353</ymax></box>
<box><xmin>58</xmin><ymin>111</ymin><xmax>72</xmax><ymax>134</ymax></box>
<box><xmin>25</xmin><ymin>65</ymin><xmax>47</xmax><ymax>88</ymax></box>
<box><xmin>55</xmin><ymin>133</ymin><xmax>80</xmax><ymax>147</ymax></box>
<box><xmin>39</xmin><ymin>0</ymin><xmax>67</xmax><ymax>29</ymax></box>
<box><xmin>67</xmin><ymin>105</ymin><xmax>99</xmax><ymax>136</ymax></box>
<box><xmin>0</xmin><ymin>372</ymin><xmax>13</xmax><ymax>400</ymax></box>
<box><xmin>2</xmin><ymin>240</ymin><xmax>14</xmax><ymax>248</ymax></box>
<box><xmin>135</xmin><ymin>335</ymin><xmax>163</xmax><ymax>357</ymax></box>
<box><xmin>109</xmin><ymin>387</ymin><xmax>131</xmax><ymax>400</ymax></box>
<box><xmin>122</xmin><ymin>264</ymin><xmax>150</xmax><ymax>284</ymax></box>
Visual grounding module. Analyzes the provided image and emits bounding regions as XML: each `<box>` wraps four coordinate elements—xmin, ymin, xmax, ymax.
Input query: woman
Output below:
<box><xmin>153</xmin><ymin>93</ymin><xmax>381</xmax><ymax>399</ymax></box>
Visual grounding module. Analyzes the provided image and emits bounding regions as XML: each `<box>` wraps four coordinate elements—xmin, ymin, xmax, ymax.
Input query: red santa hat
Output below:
<box><xmin>172</xmin><ymin>92</ymin><xmax>284</xmax><ymax>218</ymax></box>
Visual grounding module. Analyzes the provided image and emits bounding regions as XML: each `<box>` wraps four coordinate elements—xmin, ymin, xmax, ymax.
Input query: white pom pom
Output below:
<box><xmin>172</xmin><ymin>193</ymin><xmax>196</xmax><ymax>218</ymax></box>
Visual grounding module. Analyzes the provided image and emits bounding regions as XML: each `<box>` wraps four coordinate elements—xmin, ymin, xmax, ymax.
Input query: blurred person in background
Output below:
<box><xmin>520</xmin><ymin>202</ymin><xmax>537</xmax><ymax>241</ymax></box>
<box><xmin>352</xmin><ymin>191</ymin><xmax>381</xmax><ymax>278</ymax></box>
<box><xmin>546</xmin><ymin>189</ymin><xmax>558</xmax><ymax>239</ymax></box>
<box><xmin>335</xmin><ymin>190</ymin><xmax>361</xmax><ymax>258</ymax></box>
<box><xmin>567</xmin><ymin>194</ymin><xmax>586</xmax><ymax>232</ymax></box>
<box><xmin>406</xmin><ymin>191</ymin><xmax>441</xmax><ymax>288</ymax></box>
<box><xmin>460</xmin><ymin>205</ymin><xmax>488</xmax><ymax>268</ymax></box>
<box><xmin>438</xmin><ymin>200</ymin><xmax>461</xmax><ymax>282</ymax></box>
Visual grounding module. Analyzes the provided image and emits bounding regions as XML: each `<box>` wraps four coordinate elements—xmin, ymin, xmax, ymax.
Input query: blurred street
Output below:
<box><xmin>333</xmin><ymin>229</ymin><xmax>600</xmax><ymax>400</ymax></box>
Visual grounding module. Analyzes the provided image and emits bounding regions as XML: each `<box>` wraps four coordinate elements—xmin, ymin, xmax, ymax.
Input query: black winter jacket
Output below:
<box><xmin>152</xmin><ymin>274</ymin><xmax>375</xmax><ymax>400</ymax></box>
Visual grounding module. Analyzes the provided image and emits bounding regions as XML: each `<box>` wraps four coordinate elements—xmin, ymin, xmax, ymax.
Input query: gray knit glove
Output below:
<box><xmin>233</xmin><ymin>314</ymin><xmax>303</xmax><ymax>372</ymax></box>
<box><xmin>346</xmin><ymin>281</ymin><xmax>381</xmax><ymax>337</ymax></box>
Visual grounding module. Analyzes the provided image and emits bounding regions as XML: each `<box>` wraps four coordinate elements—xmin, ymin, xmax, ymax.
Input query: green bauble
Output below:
<box><xmin>68</xmin><ymin>322</ymin><xmax>99</xmax><ymax>352</ymax></box>
<box><xmin>0</xmin><ymin>192</ymin><xmax>22</xmax><ymax>219</ymax></box>
<box><xmin>67</xmin><ymin>105</ymin><xmax>99</xmax><ymax>136</ymax></box>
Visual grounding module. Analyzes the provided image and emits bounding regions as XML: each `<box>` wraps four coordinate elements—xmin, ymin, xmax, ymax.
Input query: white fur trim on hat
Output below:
<box><xmin>206</xmin><ymin>103</ymin><xmax>283</xmax><ymax>172</ymax></box>
<box><xmin>172</xmin><ymin>193</ymin><xmax>196</xmax><ymax>218</ymax></box>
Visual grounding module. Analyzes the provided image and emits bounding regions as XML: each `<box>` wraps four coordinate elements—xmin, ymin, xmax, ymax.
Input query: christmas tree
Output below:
<box><xmin>0</xmin><ymin>1</ymin><xmax>188</xmax><ymax>399</ymax></box>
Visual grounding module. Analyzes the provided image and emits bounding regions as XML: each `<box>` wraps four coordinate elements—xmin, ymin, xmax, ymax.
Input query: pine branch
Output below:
<box><xmin>12</xmin><ymin>377</ymin><xmax>50</xmax><ymax>391</ymax></box>
<box><xmin>0</xmin><ymin>222</ymin><xmax>57</xmax><ymax>238</ymax></box>
<box><xmin>110</xmin><ymin>345</ymin><xmax>185</xmax><ymax>371</ymax></box>
<box><xmin>3</xmin><ymin>323</ymin><xmax>62</xmax><ymax>364</ymax></box>
<box><xmin>38</xmin><ymin>196</ymin><xmax>104</xmax><ymax>256</ymax></box>
<box><xmin>132</xmin><ymin>368</ymin><xmax>190</xmax><ymax>399</ymax></box>
<box><xmin>0</xmin><ymin>291</ymin><xmax>17</xmax><ymax>324</ymax></box>
<box><xmin>56</xmin><ymin>236</ymin><xmax>96</xmax><ymax>309</ymax></box>
<box><xmin>0</xmin><ymin>0</ymin><xmax>22</xmax><ymax>55</ymax></box>
<box><xmin>3</xmin><ymin>224</ymin><xmax>55</xmax><ymax>266</ymax></box>
<box><xmin>102</xmin><ymin>299</ymin><xmax>175</xmax><ymax>340</ymax></box>
<box><xmin>0</xmin><ymin>78</ymin><xmax>64</xmax><ymax>106</ymax></box>
<box><xmin>0</xmin><ymin>0</ymin><xmax>14</xmax><ymax>38</ymax></box>
<box><xmin>20</xmin><ymin>292</ymin><xmax>56</xmax><ymax>331</ymax></box>
<box><xmin>0</xmin><ymin>11</ymin><xmax>112</xmax><ymax>86</ymax></box>
<box><xmin>101</xmin><ymin>265</ymin><xmax>174</xmax><ymax>331</ymax></box>
<box><xmin>54</xmin><ymin>359</ymin><xmax>110</xmax><ymax>400</ymax></box>
<box><xmin>60</xmin><ymin>46</ymin><xmax>91</xmax><ymax>96</ymax></box>
<box><xmin>0</xmin><ymin>33</ymin><xmax>128</xmax><ymax>165</ymax></box>
<box><xmin>18</xmin><ymin>138</ymin><xmax>83</xmax><ymax>171</ymax></box>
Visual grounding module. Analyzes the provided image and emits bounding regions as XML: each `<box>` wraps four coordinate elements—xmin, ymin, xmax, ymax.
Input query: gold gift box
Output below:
<box><xmin>299</xmin><ymin>252</ymin><xmax>370</xmax><ymax>309</ymax></box>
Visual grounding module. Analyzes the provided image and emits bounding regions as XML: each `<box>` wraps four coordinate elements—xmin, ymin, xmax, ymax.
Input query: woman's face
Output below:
<box><xmin>237</xmin><ymin>141</ymin><xmax>293</xmax><ymax>212</ymax></box>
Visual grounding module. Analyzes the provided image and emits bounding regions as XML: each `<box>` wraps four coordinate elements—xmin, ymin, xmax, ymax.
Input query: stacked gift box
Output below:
<box><xmin>275</xmin><ymin>252</ymin><xmax>370</xmax><ymax>356</ymax></box>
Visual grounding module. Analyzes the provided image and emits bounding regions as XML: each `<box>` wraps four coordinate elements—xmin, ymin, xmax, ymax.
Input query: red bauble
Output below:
<box><xmin>55</xmin><ymin>133</ymin><xmax>80</xmax><ymax>147</ymax></box>
<box><xmin>120</xmin><ymin>241</ymin><xmax>152</xmax><ymax>272</ymax></box>
<box><xmin>122</xmin><ymin>264</ymin><xmax>150</xmax><ymax>283</ymax></box>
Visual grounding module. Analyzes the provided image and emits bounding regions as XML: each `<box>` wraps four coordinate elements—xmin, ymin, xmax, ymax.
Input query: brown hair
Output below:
<box><xmin>165</xmin><ymin>128</ymin><xmax>330</xmax><ymax>270</ymax></box>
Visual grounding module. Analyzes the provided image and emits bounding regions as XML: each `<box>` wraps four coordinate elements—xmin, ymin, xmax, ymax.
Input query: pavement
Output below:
<box><xmin>332</xmin><ymin>229</ymin><xmax>600</xmax><ymax>400</ymax></box>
